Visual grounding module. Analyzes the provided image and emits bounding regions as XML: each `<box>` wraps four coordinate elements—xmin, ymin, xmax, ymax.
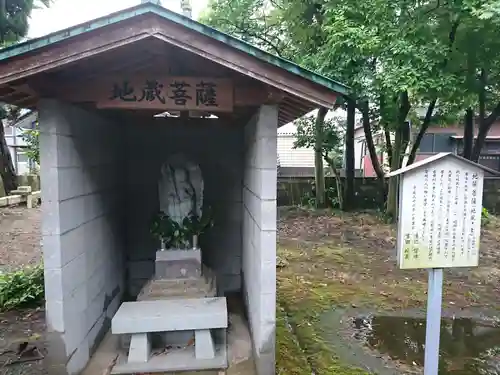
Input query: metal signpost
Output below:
<box><xmin>387</xmin><ymin>153</ymin><xmax>495</xmax><ymax>375</ymax></box>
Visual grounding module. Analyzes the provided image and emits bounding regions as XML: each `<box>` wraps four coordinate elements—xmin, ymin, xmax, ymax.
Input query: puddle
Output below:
<box><xmin>351</xmin><ymin>315</ymin><xmax>500</xmax><ymax>374</ymax></box>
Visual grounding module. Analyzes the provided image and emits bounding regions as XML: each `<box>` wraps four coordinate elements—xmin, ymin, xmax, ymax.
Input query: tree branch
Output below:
<box><xmin>407</xmin><ymin>98</ymin><xmax>437</xmax><ymax>165</ymax></box>
<box><xmin>479</xmin><ymin>68</ymin><xmax>486</xmax><ymax>125</ymax></box>
<box><xmin>463</xmin><ymin>108</ymin><xmax>474</xmax><ymax>159</ymax></box>
<box><xmin>215</xmin><ymin>14</ymin><xmax>284</xmax><ymax>57</ymax></box>
<box><xmin>406</xmin><ymin>18</ymin><xmax>460</xmax><ymax>166</ymax></box>
<box><xmin>472</xmin><ymin>101</ymin><xmax>500</xmax><ymax>161</ymax></box>
<box><xmin>384</xmin><ymin>128</ymin><xmax>393</xmax><ymax>166</ymax></box>
<box><xmin>359</xmin><ymin>101</ymin><xmax>385</xmax><ymax>180</ymax></box>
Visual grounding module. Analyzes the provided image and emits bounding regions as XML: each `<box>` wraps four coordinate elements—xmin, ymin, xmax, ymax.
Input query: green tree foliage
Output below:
<box><xmin>200</xmin><ymin>0</ymin><xmax>291</xmax><ymax>57</ymax></box>
<box><xmin>0</xmin><ymin>0</ymin><xmax>50</xmax><ymax>45</ymax></box>
<box><xmin>0</xmin><ymin>0</ymin><xmax>50</xmax><ymax>193</ymax></box>
<box><xmin>202</xmin><ymin>0</ymin><xmax>500</xmax><ymax>218</ymax></box>
<box><xmin>21</xmin><ymin>120</ymin><xmax>39</xmax><ymax>166</ymax></box>
<box><xmin>294</xmin><ymin>111</ymin><xmax>346</xmax><ymax>209</ymax></box>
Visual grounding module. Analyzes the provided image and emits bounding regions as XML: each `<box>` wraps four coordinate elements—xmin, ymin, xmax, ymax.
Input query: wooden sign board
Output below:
<box><xmin>392</xmin><ymin>154</ymin><xmax>486</xmax><ymax>269</ymax></box>
<box><xmin>96</xmin><ymin>76</ymin><xmax>233</xmax><ymax>112</ymax></box>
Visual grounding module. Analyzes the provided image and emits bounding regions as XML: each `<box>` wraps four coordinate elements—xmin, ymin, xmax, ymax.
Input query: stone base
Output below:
<box><xmin>120</xmin><ymin>331</ymin><xmax>194</xmax><ymax>350</ymax></box>
<box><xmin>121</xmin><ymin>265</ymin><xmax>218</xmax><ymax>350</ymax></box>
<box><xmin>111</xmin><ymin>332</ymin><xmax>227</xmax><ymax>374</ymax></box>
<box><xmin>155</xmin><ymin>249</ymin><xmax>202</xmax><ymax>279</ymax></box>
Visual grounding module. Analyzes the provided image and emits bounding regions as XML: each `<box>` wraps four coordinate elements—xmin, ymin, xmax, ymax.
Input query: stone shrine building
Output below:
<box><xmin>0</xmin><ymin>2</ymin><xmax>348</xmax><ymax>374</ymax></box>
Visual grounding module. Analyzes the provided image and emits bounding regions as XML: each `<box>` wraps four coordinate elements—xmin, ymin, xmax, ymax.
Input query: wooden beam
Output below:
<box><xmin>95</xmin><ymin>76</ymin><xmax>234</xmax><ymax>112</ymax></box>
<box><xmin>11</xmin><ymin>95</ymin><xmax>37</xmax><ymax>108</ymax></box>
<box><xmin>40</xmin><ymin>74</ymin><xmax>284</xmax><ymax>109</ymax></box>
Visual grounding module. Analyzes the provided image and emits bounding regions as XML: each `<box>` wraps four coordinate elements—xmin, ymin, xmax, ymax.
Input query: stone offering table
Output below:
<box><xmin>110</xmin><ymin>248</ymin><xmax>228</xmax><ymax>373</ymax></box>
<box><xmin>111</xmin><ymin>298</ymin><xmax>228</xmax><ymax>374</ymax></box>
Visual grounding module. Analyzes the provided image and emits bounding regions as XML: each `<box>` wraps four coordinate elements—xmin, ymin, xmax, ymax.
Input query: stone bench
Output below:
<box><xmin>0</xmin><ymin>188</ymin><xmax>41</xmax><ymax>209</ymax></box>
<box><xmin>111</xmin><ymin>297</ymin><xmax>227</xmax><ymax>364</ymax></box>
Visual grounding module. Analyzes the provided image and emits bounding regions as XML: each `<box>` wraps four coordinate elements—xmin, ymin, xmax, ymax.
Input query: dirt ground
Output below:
<box><xmin>1</xmin><ymin>205</ymin><xmax>500</xmax><ymax>374</ymax></box>
<box><xmin>0</xmin><ymin>206</ymin><xmax>45</xmax><ymax>374</ymax></box>
<box><xmin>0</xmin><ymin>207</ymin><xmax>41</xmax><ymax>273</ymax></box>
<box><xmin>277</xmin><ymin>207</ymin><xmax>500</xmax><ymax>375</ymax></box>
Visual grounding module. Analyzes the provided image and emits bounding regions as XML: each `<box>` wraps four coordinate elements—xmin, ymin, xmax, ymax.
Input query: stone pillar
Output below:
<box><xmin>39</xmin><ymin>100</ymin><xmax>125</xmax><ymax>374</ymax></box>
<box><xmin>242</xmin><ymin>105</ymin><xmax>277</xmax><ymax>375</ymax></box>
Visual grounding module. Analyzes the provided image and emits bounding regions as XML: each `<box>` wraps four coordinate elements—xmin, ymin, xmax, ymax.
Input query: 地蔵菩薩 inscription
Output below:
<box><xmin>109</xmin><ymin>78</ymin><xmax>221</xmax><ymax>108</ymax></box>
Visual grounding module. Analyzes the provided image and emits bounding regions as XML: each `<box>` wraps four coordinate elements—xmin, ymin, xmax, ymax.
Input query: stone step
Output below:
<box><xmin>137</xmin><ymin>278</ymin><xmax>216</xmax><ymax>301</ymax></box>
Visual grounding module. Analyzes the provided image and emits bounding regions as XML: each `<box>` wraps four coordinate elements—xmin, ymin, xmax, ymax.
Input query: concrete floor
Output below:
<box><xmin>81</xmin><ymin>311</ymin><xmax>256</xmax><ymax>375</ymax></box>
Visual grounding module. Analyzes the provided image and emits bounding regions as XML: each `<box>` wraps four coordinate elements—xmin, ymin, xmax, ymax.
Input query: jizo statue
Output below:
<box><xmin>158</xmin><ymin>154</ymin><xmax>204</xmax><ymax>224</ymax></box>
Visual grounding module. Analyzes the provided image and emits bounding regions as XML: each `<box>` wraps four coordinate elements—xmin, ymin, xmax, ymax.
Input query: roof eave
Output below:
<box><xmin>386</xmin><ymin>152</ymin><xmax>500</xmax><ymax>177</ymax></box>
<box><xmin>0</xmin><ymin>3</ymin><xmax>349</xmax><ymax>98</ymax></box>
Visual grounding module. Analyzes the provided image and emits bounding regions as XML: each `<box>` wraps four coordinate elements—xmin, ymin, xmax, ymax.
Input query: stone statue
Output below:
<box><xmin>158</xmin><ymin>154</ymin><xmax>203</xmax><ymax>224</ymax></box>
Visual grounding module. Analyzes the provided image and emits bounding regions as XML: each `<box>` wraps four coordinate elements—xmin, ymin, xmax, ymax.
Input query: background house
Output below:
<box><xmin>4</xmin><ymin>110</ymin><xmax>37</xmax><ymax>175</ymax></box>
<box><xmin>277</xmin><ymin>109</ymin><xmax>365</xmax><ymax>177</ymax></box>
<box><xmin>356</xmin><ymin>122</ymin><xmax>500</xmax><ymax>177</ymax></box>
<box><xmin>277</xmin><ymin>123</ymin><xmax>316</xmax><ymax>177</ymax></box>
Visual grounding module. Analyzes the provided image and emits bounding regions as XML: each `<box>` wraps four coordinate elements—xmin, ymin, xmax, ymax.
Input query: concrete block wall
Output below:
<box><xmin>124</xmin><ymin>118</ymin><xmax>243</xmax><ymax>296</ymax></box>
<box><xmin>242</xmin><ymin>105</ymin><xmax>278</xmax><ymax>375</ymax></box>
<box><xmin>39</xmin><ymin>100</ymin><xmax>125</xmax><ymax>375</ymax></box>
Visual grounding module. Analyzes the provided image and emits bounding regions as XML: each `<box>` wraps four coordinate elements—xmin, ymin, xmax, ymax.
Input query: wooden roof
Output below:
<box><xmin>0</xmin><ymin>2</ymin><xmax>349</xmax><ymax>125</ymax></box>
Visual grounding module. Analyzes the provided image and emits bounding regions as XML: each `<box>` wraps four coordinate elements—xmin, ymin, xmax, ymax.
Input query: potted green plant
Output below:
<box><xmin>182</xmin><ymin>206</ymin><xmax>214</xmax><ymax>249</ymax></box>
<box><xmin>150</xmin><ymin>208</ymin><xmax>214</xmax><ymax>279</ymax></box>
<box><xmin>150</xmin><ymin>211</ymin><xmax>189</xmax><ymax>250</ymax></box>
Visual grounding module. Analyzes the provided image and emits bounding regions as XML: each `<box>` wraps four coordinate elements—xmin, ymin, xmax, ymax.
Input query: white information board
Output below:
<box><xmin>396</xmin><ymin>157</ymin><xmax>484</xmax><ymax>269</ymax></box>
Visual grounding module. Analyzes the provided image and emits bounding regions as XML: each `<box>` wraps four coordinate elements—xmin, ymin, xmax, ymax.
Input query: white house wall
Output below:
<box><xmin>277</xmin><ymin>134</ymin><xmax>315</xmax><ymax>168</ymax></box>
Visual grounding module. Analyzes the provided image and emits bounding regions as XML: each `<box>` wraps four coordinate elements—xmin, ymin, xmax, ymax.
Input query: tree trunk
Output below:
<box><xmin>462</xmin><ymin>108</ymin><xmax>474</xmax><ymax>160</ymax></box>
<box><xmin>401</xmin><ymin>121</ymin><xmax>410</xmax><ymax>165</ymax></box>
<box><xmin>314</xmin><ymin>107</ymin><xmax>328</xmax><ymax>208</ymax></box>
<box><xmin>386</xmin><ymin>92</ymin><xmax>411</xmax><ymax>220</ymax></box>
<box><xmin>334</xmin><ymin>171</ymin><xmax>344</xmax><ymax>210</ymax></box>
<box><xmin>471</xmin><ymin>101</ymin><xmax>500</xmax><ymax>162</ymax></box>
<box><xmin>360</xmin><ymin>101</ymin><xmax>385</xmax><ymax>180</ymax></box>
<box><xmin>324</xmin><ymin>156</ymin><xmax>343</xmax><ymax>210</ymax></box>
<box><xmin>386</xmin><ymin>127</ymin><xmax>403</xmax><ymax>219</ymax></box>
<box><xmin>0</xmin><ymin>120</ymin><xmax>17</xmax><ymax>194</ymax></box>
<box><xmin>384</xmin><ymin>128</ymin><xmax>393</xmax><ymax>167</ymax></box>
<box><xmin>344</xmin><ymin>99</ymin><xmax>355</xmax><ymax>211</ymax></box>
<box><xmin>407</xmin><ymin>100</ymin><xmax>437</xmax><ymax>166</ymax></box>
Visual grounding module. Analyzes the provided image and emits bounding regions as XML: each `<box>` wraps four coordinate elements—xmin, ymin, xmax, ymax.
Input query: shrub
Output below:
<box><xmin>300</xmin><ymin>182</ymin><xmax>341</xmax><ymax>209</ymax></box>
<box><xmin>482</xmin><ymin>207</ymin><xmax>491</xmax><ymax>226</ymax></box>
<box><xmin>0</xmin><ymin>264</ymin><xmax>44</xmax><ymax>311</ymax></box>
